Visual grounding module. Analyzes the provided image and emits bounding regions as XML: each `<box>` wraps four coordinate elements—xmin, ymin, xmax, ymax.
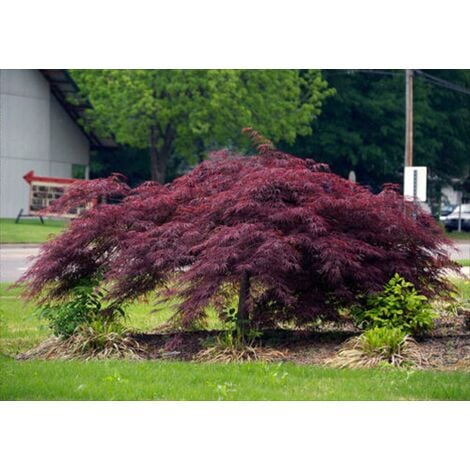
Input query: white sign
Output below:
<box><xmin>404</xmin><ymin>166</ymin><xmax>427</xmax><ymax>202</ymax></box>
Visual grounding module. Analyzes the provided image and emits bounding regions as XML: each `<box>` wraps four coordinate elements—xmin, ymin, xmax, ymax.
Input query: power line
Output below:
<box><xmin>326</xmin><ymin>69</ymin><xmax>470</xmax><ymax>97</ymax></box>
<box><xmin>356</xmin><ymin>69</ymin><xmax>403</xmax><ymax>77</ymax></box>
<box><xmin>327</xmin><ymin>69</ymin><xmax>402</xmax><ymax>77</ymax></box>
<box><xmin>411</xmin><ymin>70</ymin><xmax>470</xmax><ymax>96</ymax></box>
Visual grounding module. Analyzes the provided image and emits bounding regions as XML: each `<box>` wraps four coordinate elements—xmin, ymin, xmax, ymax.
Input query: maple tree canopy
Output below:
<box><xmin>21</xmin><ymin>134</ymin><xmax>457</xmax><ymax>329</ymax></box>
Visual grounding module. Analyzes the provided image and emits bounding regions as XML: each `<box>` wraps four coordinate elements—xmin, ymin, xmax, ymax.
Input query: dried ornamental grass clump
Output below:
<box><xmin>328</xmin><ymin>327</ymin><xmax>427</xmax><ymax>369</ymax></box>
<box><xmin>195</xmin><ymin>343</ymin><xmax>287</xmax><ymax>364</ymax></box>
<box><xmin>19</xmin><ymin>130</ymin><xmax>458</xmax><ymax>336</ymax></box>
<box><xmin>17</xmin><ymin>326</ymin><xmax>147</xmax><ymax>361</ymax></box>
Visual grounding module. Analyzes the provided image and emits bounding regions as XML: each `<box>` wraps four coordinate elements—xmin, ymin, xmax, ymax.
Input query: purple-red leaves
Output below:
<box><xmin>20</xmin><ymin>146</ymin><xmax>458</xmax><ymax>328</ymax></box>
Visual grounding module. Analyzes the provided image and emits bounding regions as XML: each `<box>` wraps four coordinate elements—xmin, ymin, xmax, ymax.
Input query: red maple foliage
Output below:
<box><xmin>20</xmin><ymin>138</ymin><xmax>458</xmax><ymax>332</ymax></box>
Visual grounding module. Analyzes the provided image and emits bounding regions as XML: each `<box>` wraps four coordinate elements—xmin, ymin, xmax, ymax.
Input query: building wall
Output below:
<box><xmin>50</xmin><ymin>94</ymin><xmax>89</xmax><ymax>176</ymax></box>
<box><xmin>0</xmin><ymin>69</ymin><xmax>89</xmax><ymax>218</ymax></box>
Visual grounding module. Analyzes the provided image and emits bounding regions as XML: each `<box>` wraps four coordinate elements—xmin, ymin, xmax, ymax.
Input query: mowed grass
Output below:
<box><xmin>452</xmin><ymin>277</ymin><xmax>470</xmax><ymax>299</ymax></box>
<box><xmin>446</xmin><ymin>231</ymin><xmax>470</xmax><ymax>241</ymax></box>
<box><xmin>0</xmin><ymin>218</ymin><xmax>67</xmax><ymax>244</ymax></box>
<box><xmin>0</xmin><ymin>284</ymin><xmax>48</xmax><ymax>355</ymax></box>
<box><xmin>1</xmin><ymin>358</ymin><xmax>469</xmax><ymax>400</ymax></box>
<box><xmin>1</xmin><ymin>281</ymin><xmax>469</xmax><ymax>401</ymax></box>
<box><xmin>457</xmin><ymin>259</ymin><xmax>470</xmax><ymax>267</ymax></box>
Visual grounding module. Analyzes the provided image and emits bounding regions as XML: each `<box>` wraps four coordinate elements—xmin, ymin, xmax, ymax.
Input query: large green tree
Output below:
<box><xmin>71</xmin><ymin>70</ymin><xmax>333</xmax><ymax>182</ymax></box>
<box><xmin>283</xmin><ymin>70</ymin><xmax>470</xmax><ymax>195</ymax></box>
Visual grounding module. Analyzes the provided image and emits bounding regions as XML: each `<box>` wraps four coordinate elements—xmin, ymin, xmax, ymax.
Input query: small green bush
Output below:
<box><xmin>352</xmin><ymin>274</ymin><xmax>436</xmax><ymax>335</ymax></box>
<box><xmin>218</xmin><ymin>298</ymin><xmax>262</xmax><ymax>347</ymax></box>
<box><xmin>38</xmin><ymin>282</ymin><xmax>126</xmax><ymax>338</ymax></box>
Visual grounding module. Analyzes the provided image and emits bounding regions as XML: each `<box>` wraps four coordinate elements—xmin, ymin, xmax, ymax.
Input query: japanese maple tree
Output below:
<box><xmin>20</xmin><ymin>131</ymin><xmax>458</xmax><ymax>336</ymax></box>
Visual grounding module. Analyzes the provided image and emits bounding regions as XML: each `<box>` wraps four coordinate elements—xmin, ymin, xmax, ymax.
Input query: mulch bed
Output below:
<box><xmin>131</xmin><ymin>318</ymin><xmax>470</xmax><ymax>370</ymax></box>
<box><xmin>16</xmin><ymin>314</ymin><xmax>469</xmax><ymax>370</ymax></box>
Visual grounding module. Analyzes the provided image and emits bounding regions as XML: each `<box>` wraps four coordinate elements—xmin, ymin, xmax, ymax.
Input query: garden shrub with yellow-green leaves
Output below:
<box><xmin>37</xmin><ymin>280</ymin><xmax>126</xmax><ymax>339</ymax></box>
<box><xmin>352</xmin><ymin>274</ymin><xmax>437</xmax><ymax>336</ymax></box>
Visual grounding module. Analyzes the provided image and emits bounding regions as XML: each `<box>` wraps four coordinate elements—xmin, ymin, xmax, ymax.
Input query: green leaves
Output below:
<box><xmin>37</xmin><ymin>280</ymin><xmax>126</xmax><ymax>338</ymax></box>
<box><xmin>285</xmin><ymin>70</ymin><xmax>470</xmax><ymax>190</ymax></box>
<box><xmin>352</xmin><ymin>274</ymin><xmax>437</xmax><ymax>335</ymax></box>
<box><xmin>70</xmin><ymin>69</ymin><xmax>332</xmax><ymax>181</ymax></box>
<box><xmin>361</xmin><ymin>326</ymin><xmax>407</xmax><ymax>357</ymax></box>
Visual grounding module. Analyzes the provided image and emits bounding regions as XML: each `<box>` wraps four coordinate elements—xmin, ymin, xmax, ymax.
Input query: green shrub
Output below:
<box><xmin>38</xmin><ymin>282</ymin><xmax>126</xmax><ymax>338</ymax></box>
<box><xmin>218</xmin><ymin>298</ymin><xmax>262</xmax><ymax>347</ymax></box>
<box><xmin>352</xmin><ymin>274</ymin><xmax>436</xmax><ymax>335</ymax></box>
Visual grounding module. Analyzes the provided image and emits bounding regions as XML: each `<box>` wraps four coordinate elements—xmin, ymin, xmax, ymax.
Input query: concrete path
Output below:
<box><xmin>0</xmin><ymin>241</ymin><xmax>469</xmax><ymax>283</ymax></box>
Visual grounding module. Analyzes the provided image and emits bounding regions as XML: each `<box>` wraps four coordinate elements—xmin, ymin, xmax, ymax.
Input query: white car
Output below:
<box><xmin>439</xmin><ymin>203</ymin><xmax>470</xmax><ymax>232</ymax></box>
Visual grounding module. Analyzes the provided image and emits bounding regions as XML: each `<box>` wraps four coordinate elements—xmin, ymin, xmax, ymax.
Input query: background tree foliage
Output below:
<box><xmin>71</xmin><ymin>70</ymin><xmax>333</xmax><ymax>182</ymax></box>
<box><xmin>282</xmin><ymin>70</ymin><xmax>470</xmax><ymax>197</ymax></box>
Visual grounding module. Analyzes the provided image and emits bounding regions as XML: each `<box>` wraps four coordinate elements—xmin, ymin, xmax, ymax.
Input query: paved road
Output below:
<box><xmin>447</xmin><ymin>242</ymin><xmax>470</xmax><ymax>261</ymax></box>
<box><xmin>1</xmin><ymin>241</ymin><xmax>469</xmax><ymax>283</ymax></box>
<box><xmin>0</xmin><ymin>246</ymin><xmax>41</xmax><ymax>283</ymax></box>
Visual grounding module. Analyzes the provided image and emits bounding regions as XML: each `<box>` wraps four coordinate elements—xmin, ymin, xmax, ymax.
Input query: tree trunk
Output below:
<box><xmin>149</xmin><ymin>149</ymin><xmax>161</xmax><ymax>183</ymax></box>
<box><xmin>149</xmin><ymin>125</ymin><xmax>173</xmax><ymax>183</ymax></box>
<box><xmin>149</xmin><ymin>127</ymin><xmax>164</xmax><ymax>183</ymax></box>
<box><xmin>236</xmin><ymin>271</ymin><xmax>251</xmax><ymax>341</ymax></box>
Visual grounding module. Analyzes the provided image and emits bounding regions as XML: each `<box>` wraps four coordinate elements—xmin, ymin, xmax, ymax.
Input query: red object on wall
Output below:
<box><xmin>23</xmin><ymin>171</ymin><xmax>84</xmax><ymax>217</ymax></box>
<box><xmin>23</xmin><ymin>170</ymin><xmax>79</xmax><ymax>186</ymax></box>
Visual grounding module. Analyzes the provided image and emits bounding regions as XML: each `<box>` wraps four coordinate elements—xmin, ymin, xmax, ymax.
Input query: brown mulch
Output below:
<box><xmin>17</xmin><ymin>318</ymin><xmax>470</xmax><ymax>370</ymax></box>
<box><xmin>130</xmin><ymin>321</ymin><xmax>470</xmax><ymax>370</ymax></box>
<box><xmin>417</xmin><ymin>336</ymin><xmax>470</xmax><ymax>370</ymax></box>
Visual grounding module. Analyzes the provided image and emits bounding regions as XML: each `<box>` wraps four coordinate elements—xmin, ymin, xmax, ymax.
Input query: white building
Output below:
<box><xmin>0</xmin><ymin>69</ymin><xmax>114</xmax><ymax>218</ymax></box>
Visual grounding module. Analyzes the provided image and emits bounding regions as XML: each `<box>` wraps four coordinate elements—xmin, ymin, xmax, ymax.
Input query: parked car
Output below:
<box><xmin>440</xmin><ymin>204</ymin><xmax>470</xmax><ymax>232</ymax></box>
<box><xmin>440</xmin><ymin>204</ymin><xmax>457</xmax><ymax>217</ymax></box>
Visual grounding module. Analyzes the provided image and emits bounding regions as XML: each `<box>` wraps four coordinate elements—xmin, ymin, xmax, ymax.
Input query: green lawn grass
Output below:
<box><xmin>453</xmin><ymin>277</ymin><xmax>470</xmax><ymax>299</ymax></box>
<box><xmin>457</xmin><ymin>259</ymin><xmax>470</xmax><ymax>267</ymax></box>
<box><xmin>0</xmin><ymin>284</ymin><xmax>48</xmax><ymax>355</ymax></box>
<box><xmin>0</xmin><ymin>218</ymin><xmax>67</xmax><ymax>244</ymax></box>
<box><xmin>1</xmin><ymin>357</ymin><xmax>469</xmax><ymax>400</ymax></box>
<box><xmin>446</xmin><ymin>231</ymin><xmax>470</xmax><ymax>241</ymax></box>
<box><xmin>1</xmin><ymin>281</ymin><xmax>469</xmax><ymax>400</ymax></box>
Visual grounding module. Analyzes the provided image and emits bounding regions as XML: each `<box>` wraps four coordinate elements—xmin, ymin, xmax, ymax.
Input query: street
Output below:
<box><xmin>0</xmin><ymin>246</ymin><xmax>41</xmax><ymax>283</ymax></box>
<box><xmin>1</xmin><ymin>242</ymin><xmax>469</xmax><ymax>283</ymax></box>
<box><xmin>441</xmin><ymin>241</ymin><xmax>470</xmax><ymax>262</ymax></box>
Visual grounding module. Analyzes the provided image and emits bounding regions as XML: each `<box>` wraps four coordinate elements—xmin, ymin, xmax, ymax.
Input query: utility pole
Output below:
<box><xmin>405</xmin><ymin>69</ymin><xmax>414</xmax><ymax>168</ymax></box>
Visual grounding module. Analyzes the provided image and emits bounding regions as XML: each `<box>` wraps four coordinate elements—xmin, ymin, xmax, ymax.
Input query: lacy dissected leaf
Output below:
<box><xmin>19</xmin><ymin>144</ymin><xmax>458</xmax><ymax>328</ymax></box>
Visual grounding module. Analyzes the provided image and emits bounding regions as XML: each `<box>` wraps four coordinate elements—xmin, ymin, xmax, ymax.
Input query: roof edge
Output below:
<box><xmin>39</xmin><ymin>69</ymin><xmax>117</xmax><ymax>150</ymax></box>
